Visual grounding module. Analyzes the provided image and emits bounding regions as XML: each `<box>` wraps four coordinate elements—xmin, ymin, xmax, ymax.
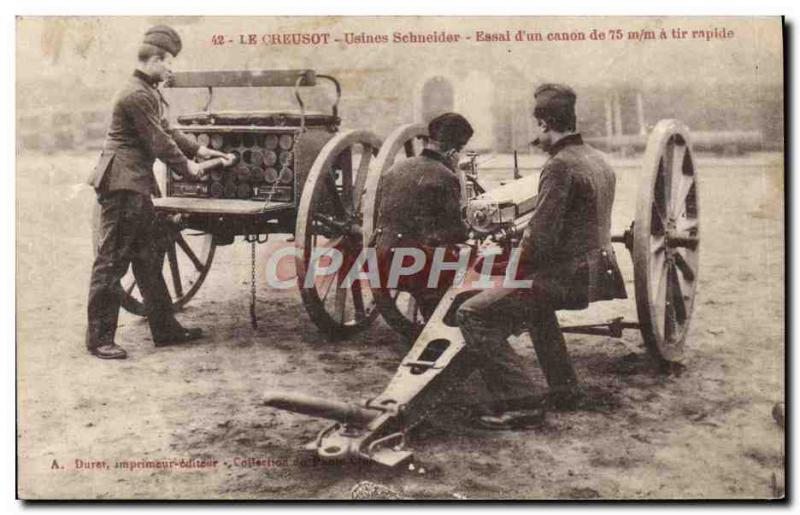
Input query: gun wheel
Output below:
<box><xmin>363</xmin><ymin>123</ymin><xmax>431</xmax><ymax>339</ymax></box>
<box><xmin>296</xmin><ymin>130</ymin><xmax>382</xmax><ymax>339</ymax></box>
<box><xmin>633</xmin><ymin>119</ymin><xmax>700</xmax><ymax>366</ymax></box>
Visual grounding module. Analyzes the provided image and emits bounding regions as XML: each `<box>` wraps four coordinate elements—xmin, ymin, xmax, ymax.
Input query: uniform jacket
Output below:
<box><xmin>87</xmin><ymin>70</ymin><xmax>199</xmax><ymax>196</ymax></box>
<box><xmin>374</xmin><ymin>148</ymin><xmax>467</xmax><ymax>291</ymax></box>
<box><xmin>518</xmin><ymin>134</ymin><xmax>627</xmax><ymax>309</ymax></box>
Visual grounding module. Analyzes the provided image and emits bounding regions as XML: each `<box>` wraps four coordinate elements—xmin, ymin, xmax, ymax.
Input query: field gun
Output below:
<box><xmin>265</xmin><ymin>119</ymin><xmax>701</xmax><ymax>467</ymax></box>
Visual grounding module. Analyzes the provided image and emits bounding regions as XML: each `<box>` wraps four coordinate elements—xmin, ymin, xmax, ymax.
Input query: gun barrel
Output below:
<box><xmin>264</xmin><ymin>391</ymin><xmax>380</xmax><ymax>426</ymax></box>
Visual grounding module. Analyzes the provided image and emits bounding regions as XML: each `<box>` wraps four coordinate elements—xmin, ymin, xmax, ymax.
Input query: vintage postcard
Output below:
<box><xmin>16</xmin><ymin>16</ymin><xmax>784</xmax><ymax>500</ymax></box>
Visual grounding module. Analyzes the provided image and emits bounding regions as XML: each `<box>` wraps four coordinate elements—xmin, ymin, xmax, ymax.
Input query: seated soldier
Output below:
<box><xmin>456</xmin><ymin>84</ymin><xmax>627</xmax><ymax>429</ymax></box>
<box><xmin>375</xmin><ymin>113</ymin><xmax>474</xmax><ymax>320</ymax></box>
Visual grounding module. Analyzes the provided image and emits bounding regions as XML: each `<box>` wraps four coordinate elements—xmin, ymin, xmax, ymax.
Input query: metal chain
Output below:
<box><xmin>250</xmin><ymin>239</ymin><xmax>258</xmax><ymax>329</ymax></box>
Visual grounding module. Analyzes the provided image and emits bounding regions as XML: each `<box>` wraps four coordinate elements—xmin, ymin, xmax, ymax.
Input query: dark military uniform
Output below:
<box><xmin>457</xmin><ymin>133</ymin><xmax>627</xmax><ymax>405</ymax></box>
<box><xmin>375</xmin><ymin>148</ymin><xmax>467</xmax><ymax>318</ymax></box>
<box><xmin>85</xmin><ymin>69</ymin><xmax>199</xmax><ymax>351</ymax></box>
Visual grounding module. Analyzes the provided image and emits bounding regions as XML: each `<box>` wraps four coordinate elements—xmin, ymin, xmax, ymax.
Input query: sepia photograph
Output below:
<box><xmin>14</xmin><ymin>15</ymin><xmax>784</xmax><ymax>500</ymax></box>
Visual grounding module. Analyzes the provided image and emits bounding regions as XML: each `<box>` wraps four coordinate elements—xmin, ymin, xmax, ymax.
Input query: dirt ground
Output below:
<box><xmin>16</xmin><ymin>149</ymin><xmax>784</xmax><ymax>500</ymax></box>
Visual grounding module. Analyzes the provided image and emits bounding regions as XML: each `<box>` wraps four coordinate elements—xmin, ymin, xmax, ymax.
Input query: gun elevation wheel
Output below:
<box><xmin>296</xmin><ymin>130</ymin><xmax>382</xmax><ymax>338</ymax></box>
<box><xmin>633</xmin><ymin>119</ymin><xmax>700</xmax><ymax>365</ymax></box>
<box><xmin>363</xmin><ymin>123</ymin><xmax>430</xmax><ymax>339</ymax></box>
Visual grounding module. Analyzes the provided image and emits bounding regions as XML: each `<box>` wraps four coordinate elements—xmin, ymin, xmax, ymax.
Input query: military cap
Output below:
<box><xmin>143</xmin><ymin>25</ymin><xmax>182</xmax><ymax>56</ymax></box>
<box><xmin>534</xmin><ymin>83</ymin><xmax>577</xmax><ymax>112</ymax></box>
<box><xmin>428</xmin><ymin>112</ymin><xmax>474</xmax><ymax>146</ymax></box>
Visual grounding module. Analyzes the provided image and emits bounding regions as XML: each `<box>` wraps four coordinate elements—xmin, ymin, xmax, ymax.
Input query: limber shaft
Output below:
<box><xmin>264</xmin><ymin>391</ymin><xmax>380</xmax><ymax>427</ymax></box>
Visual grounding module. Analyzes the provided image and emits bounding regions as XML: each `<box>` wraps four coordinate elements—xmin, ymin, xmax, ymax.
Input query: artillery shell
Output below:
<box><xmin>263</xmin><ymin>167</ymin><xmax>279</xmax><ymax>183</ymax></box>
<box><xmin>197</xmin><ymin>133</ymin><xmax>210</xmax><ymax>147</ymax></box>
<box><xmin>228</xmin><ymin>133</ymin><xmax>242</xmax><ymax>147</ymax></box>
<box><xmin>279</xmin><ymin>134</ymin><xmax>294</xmax><ymax>150</ymax></box>
<box><xmin>250</xmin><ymin>149</ymin><xmax>264</xmax><ymax>167</ymax></box>
<box><xmin>223</xmin><ymin>181</ymin><xmax>237</xmax><ymax>198</ymax></box>
<box><xmin>210</xmin><ymin>168</ymin><xmax>223</xmax><ymax>182</ymax></box>
<box><xmin>248</xmin><ymin>165</ymin><xmax>263</xmax><ymax>182</ymax></box>
<box><xmin>263</xmin><ymin>150</ymin><xmax>278</xmax><ymax>167</ymax></box>
<box><xmin>242</xmin><ymin>150</ymin><xmax>253</xmax><ymax>164</ymax></box>
<box><xmin>209</xmin><ymin>181</ymin><xmax>224</xmax><ymax>198</ymax></box>
<box><xmin>184</xmin><ymin>133</ymin><xmax>197</xmax><ymax>144</ymax></box>
<box><xmin>279</xmin><ymin>150</ymin><xmax>293</xmax><ymax>166</ymax></box>
<box><xmin>237</xmin><ymin>182</ymin><xmax>252</xmax><ymax>199</ymax></box>
<box><xmin>278</xmin><ymin>167</ymin><xmax>294</xmax><ymax>184</ymax></box>
<box><xmin>234</xmin><ymin>163</ymin><xmax>251</xmax><ymax>180</ymax></box>
<box><xmin>242</xmin><ymin>133</ymin><xmax>256</xmax><ymax>148</ymax></box>
<box><xmin>210</xmin><ymin>133</ymin><xmax>224</xmax><ymax>150</ymax></box>
<box><xmin>264</xmin><ymin>134</ymin><xmax>279</xmax><ymax>150</ymax></box>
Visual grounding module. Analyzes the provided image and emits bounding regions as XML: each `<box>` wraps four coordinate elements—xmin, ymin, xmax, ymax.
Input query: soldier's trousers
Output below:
<box><xmin>86</xmin><ymin>190</ymin><xmax>180</xmax><ymax>349</ymax></box>
<box><xmin>456</xmin><ymin>282</ymin><xmax>579</xmax><ymax>409</ymax></box>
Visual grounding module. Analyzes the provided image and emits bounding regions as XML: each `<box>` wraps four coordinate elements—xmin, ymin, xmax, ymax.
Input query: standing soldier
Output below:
<box><xmin>86</xmin><ymin>25</ymin><xmax>227</xmax><ymax>359</ymax></box>
<box><xmin>457</xmin><ymin>84</ymin><xmax>628</xmax><ymax>428</ymax></box>
<box><xmin>375</xmin><ymin>113</ymin><xmax>473</xmax><ymax>320</ymax></box>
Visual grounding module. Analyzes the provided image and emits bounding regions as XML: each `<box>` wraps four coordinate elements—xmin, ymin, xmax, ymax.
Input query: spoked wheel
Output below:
<box><xmin>633</xmin><ymin>120</ymin><xmax>700</xmax><ymax>365</ymax></box>
<box><xmin>295</xmin><ymin>130</ymin><xmax>382</xmax><ymax>338</ymax></box>
<box><xmin>90</xmin><ymin>162</ymin><xmax>216</xmax><ymax>316</ymax></box>
<box><xmin>362</xmin><ymin>123</ymin><xmax>431</xmax><ymax>339</ymax></box>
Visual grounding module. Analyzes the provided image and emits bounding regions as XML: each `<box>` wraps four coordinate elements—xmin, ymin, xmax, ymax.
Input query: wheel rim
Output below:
<box><xmin>633</xmin><ymin>120</ymin><xmax>699</xmax><ymax>363</ymax></box>
<box><xmin>295</xmin><ymin>129</ymin><xmax>382</xmax><ymax>338</ymax></box>
<box><xmin>363</xmin><ymin>123</ymin><xmax>431</xmax><ymax>338</ymax></box>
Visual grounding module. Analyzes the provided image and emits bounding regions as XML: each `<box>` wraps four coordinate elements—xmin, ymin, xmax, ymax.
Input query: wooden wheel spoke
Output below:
<box><xmin>650</xmin><ymin>242</ymin><xmax>666</xmax><ymax>283</ymax></box>
<box><xmin>333</xmin><ymin>268</ymin><xmax>348</xmax><ymax>325</ymax></box>
<box><xmin>339</xmin><ymin>148</ymin><xmax>354</xmax><ymax>209</ymax></box>
<box><xmin>175</xmin><ymin>234</ymin><xmax>204</xmax><ymax>271</ymax></box>
<box><xmin>671</xmin><ymin>143</ymin><xmax>687</xmax><ymax>179</ymax></box>
<box><xmin>651</xmin><ymin>200</ymin><xmax>667</xmax><ymax>235</ymax></box>
<box><xmin>663</xmin><ymin>266</ymin><xmax>677</xmax><ymax>342</ymax></box>
<box><xmin>669</xmin><ymin>265</ymin><xmax>688</xmax><ymax>325</ymax></box>
<box><xmin>676</xmin><ymin>217</ymin><xmax>699</xmax><ymax>234</ymax></box>
<box><xmin>654</xmin><ymin>258</ymin><xmax>669</xmax><ymax>336</ymax></box>
<box><xmin>671</xmin><ymin>172</ymin><xmax>695</xmax><ymax>219</ymax></box>
<box><xmin>323</xmin><ymin>170</ymin><xmax>348</xmax><ymax>218</ymax></box>
<box><xmin>651</xmin><ymin>234</ymin><xmax>666</xmax><ymax>255</ymax></box>
<box><xmin>319</xmin><ymin>272</ymin><xmax>337</xmax><ymax>302</ymax></box>
<box><xmin>123</xmin><ymin>279</ymin><xmax>136</xmax><ymax>296</ymax></box>
<box><xmin>351</xmin><ymin>281</ymin><xmax>366</xmax><ymax>319</ymax></box>
<box><xmin>352</xmin><ymin>146</ymin><xmax>373</xmax><ymax>213</ymax></box>
<box><xmin>405</xmin><ymin>296</ymin><xmax>418</xmax><ymax>321</ymax></box>
<box><xmin>672</xmin><ymin>251</ymin><xmax>696</xmax><ymax>283</ymax></box>
<box><xmin>166</xmin><ymin>245</ymin><xmax>183</xmax><ymax>298</ymax></box>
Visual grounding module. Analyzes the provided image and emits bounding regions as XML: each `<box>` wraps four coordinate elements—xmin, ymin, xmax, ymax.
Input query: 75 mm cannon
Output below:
<box><xmin>265</xmin><ymin>119</ymin><xmax>701</xmax><ymax>467</ymax></box>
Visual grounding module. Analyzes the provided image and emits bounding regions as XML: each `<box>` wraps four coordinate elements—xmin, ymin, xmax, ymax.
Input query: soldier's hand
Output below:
<box><xmin>187</xmin><ymin>160</ymin><xmax>203</xmax><ymax>179</ymax></box>
<box><xmin>197</xmin><ymin>146</ymin><xmax>227</xmax><ymax>160</ymax></box>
